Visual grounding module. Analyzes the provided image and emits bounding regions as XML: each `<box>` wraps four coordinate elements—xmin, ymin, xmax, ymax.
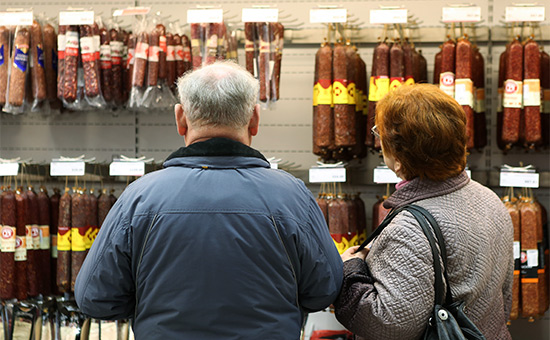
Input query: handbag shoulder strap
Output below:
<box><xmin>357</xmin><ymin>203</ymin><xmax>453</xmax><ymax>306</ymax></box>
<box><xmin>405</xmin><ymin>205</ymin><xmax>453</xmax><ymax>306</ymax></box>
<box><xmin>401</xmin><ymin>206</ymin><xmax>446</xmax><ymax>306</ymax></box>
<box><xmin>356</xmin><ymin>205</ymin><xmax>407</xmax><ymax>252</ymax></box>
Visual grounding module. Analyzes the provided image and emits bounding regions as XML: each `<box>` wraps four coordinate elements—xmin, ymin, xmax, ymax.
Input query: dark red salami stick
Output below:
<box><xmin>1</xmin><ymin>189</ymin><xmax>16</xmax><ymax>300</ymax></box>
<box><xmin>502</xmin><ymin>38</ymin><xmax>523</xmax><ymax>147</ymax></box>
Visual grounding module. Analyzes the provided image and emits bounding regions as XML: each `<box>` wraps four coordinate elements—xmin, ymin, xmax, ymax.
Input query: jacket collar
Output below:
<box><xmin>383</xmin><ymin>171</ymin><xmax>470</xmax><ymax>209</ymax></box>
<box><xmin>163</xmin><ymin>137</ymin><xmax>269</xmax><ymax>169</ymax></box>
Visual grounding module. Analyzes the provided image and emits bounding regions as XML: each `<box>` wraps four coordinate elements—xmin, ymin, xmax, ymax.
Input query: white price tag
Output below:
<box><xmin>0</xmin><ymin>11</ymin><xmax>33</xmax><ymax>26</ymax></box>
<box><xmin>109</xmin><ymin>161</ymin><xmax>145</xmax><ymax>176</ymax></box>
<box><xmin>370</xmin><ymin>9</ymin><xmax>408</xmax><ymax>24</ymax></box>
<box><xmin>309</xmin><ymin>8</ymin><xmax>347</xmax><ymax>23</ymax></box>
<box><xmin>0</xmin><ymin>163</ymin><xmax>19</xmax><ymax>176</ymax></box>
<box><xmin>242</xmin><ymin>8</ymin><xmax>279</xmax><ymax>23</ymax></box>
<box><xmin>309</xmin><ymin>168</ymin><xmax>346</xmax><ymax>183</ymax></box>
<box><xmin>59</xmin><ymin>11</ymin><xmax>94</xmax><ymax>25</ymax></box>
<box><xmin>269</xmin><ymin>162</ymin><xmax>278</xmax><ymax>170</ymax></box>
<box><xmin>526</xmin><ymin>249</ymin><xmax>539</xmax><ymax>268</ymax></box>
<box><xmin>442</xmin><ymin>7</ymin><xmax>481</xmax><ymax>23</ymax></box>
<box><xmin>505</xmin><ymin>6</ymin><xmax>545</xmax><ymax>22</ymax></box>
<box><xmin>113</xmin><ymin>7</ymin><xmax>150</xmax><ymax>17</ymax></box>
<box><xmin>465</xmin><ymin>169</ymin><xmax>471</xmax><ymax>178</ymax></box>
<box><xmin>500</xmin><ymin>171</ymin><xmax>539</xmax><ymax>188</ymax></box>
<box><xmin>373</xmin><ymin>167</ymin><xmax>401</xmax><ymax>184</ymax></box>
<box><xmin>187</xmin><ymin>9</ymin><xmax>224</xmax><ymax>23</ymax></box>
<box><xmin>50</xmin><ymin>161</ymin><xmax>85</xmax><ymax>176</ymax></box>
<box><xmin>513</xmin><ymin>241</ymin><xmax>520</xmax><ymax>260</ymax></box>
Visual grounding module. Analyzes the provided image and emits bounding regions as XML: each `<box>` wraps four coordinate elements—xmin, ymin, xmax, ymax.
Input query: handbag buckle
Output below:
<box><xmin>437</xmin><ymin>309</ymin><xmax>449</xmax><ymax>321</ymax></box>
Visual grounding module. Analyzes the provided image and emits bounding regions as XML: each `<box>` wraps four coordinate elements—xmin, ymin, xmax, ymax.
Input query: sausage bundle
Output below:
<box><xmin>313</xmin><ymin>41</ymin><xmax>368</xmax><ymax>162</ymax></box>
<box><xmin>497</xmin><ymin>36</ymin><xmax>545</xmax><ymax>151</ymax></box>
<box><xmin>243</xmin><ymin>22</ymin><xmax>284</xmax><ymax>106</ymax></box>
<box><xmin>189</xmin><ymin>21</ymin><xmax>234</xmax><ymax>71</ymax></box>
<box><xmin>503</xmin><ymin>192</ymin><xmax>549</xmax><ymax>321</ymax></box>
<box><xmin>316</xmin><ymin>192</ymin><xmax>366</xmax><ymax>254</ymax></box>
<box><xmin>129</xmin><ymin>18</ymin><xmax>187</xmax><ymax>110</ymax></box>
<box><xmin>433</xmin><ymin>36</ymin><xmax>481</xmax><ymax>150</ymax></box>
<box><xmin>366</xmin><ymin>39</ymin><xmax>426</xmax><ymax>150</ymax></box>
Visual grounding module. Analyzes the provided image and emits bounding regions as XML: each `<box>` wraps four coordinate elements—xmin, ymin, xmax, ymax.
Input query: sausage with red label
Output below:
<box><xmin>502</xmin><ymin>39</ymin><xmax>523</xmax><ymax>147</ymax></box>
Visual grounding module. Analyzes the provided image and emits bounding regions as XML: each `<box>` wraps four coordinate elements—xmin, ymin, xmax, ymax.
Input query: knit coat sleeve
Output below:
<box><xmin>335</xmin><ymin>211</ymin><xmax>435</xmax><ymax>340</ymax></box>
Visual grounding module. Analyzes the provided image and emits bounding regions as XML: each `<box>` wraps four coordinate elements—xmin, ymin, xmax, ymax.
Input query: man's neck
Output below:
<box><xmin>185</xmin><ymin>127</ymin><xmax>251</xmax><ymax>146</ymax></box>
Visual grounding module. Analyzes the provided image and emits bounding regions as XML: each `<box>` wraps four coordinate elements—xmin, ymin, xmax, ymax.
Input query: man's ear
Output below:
<box><xmin>248</xmin><ymin>104</ymin><xmax>260</xmax><ymax>137</ymax></box>
<box><xmin>174</xmin><ymin>104</ymin><xmax>187</xmax><ymax>137</ymax></box>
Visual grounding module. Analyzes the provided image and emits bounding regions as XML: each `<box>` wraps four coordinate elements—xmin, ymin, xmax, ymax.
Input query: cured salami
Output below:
<box><xmin>1</xmin><ymin>189</ymin><xmax>16</xmax><ymax>300</ymax></box>
<box><xmin>502</xmin><ymin>38</ymin><xmax>523</xmax><ymax>147</ymax></box>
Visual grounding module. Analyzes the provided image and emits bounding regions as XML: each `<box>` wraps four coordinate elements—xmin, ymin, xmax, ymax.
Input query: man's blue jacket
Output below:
<box><xmin>75</xmin><ymin>138</ymin><xmax>343</xmax><ymax>339</ymax></box>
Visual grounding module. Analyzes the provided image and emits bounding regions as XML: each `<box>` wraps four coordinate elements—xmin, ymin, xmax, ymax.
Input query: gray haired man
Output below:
<box><xmin>75</xmin><ymin>61</ymin><xmax>343</xmax><ymax>340</ymax></box>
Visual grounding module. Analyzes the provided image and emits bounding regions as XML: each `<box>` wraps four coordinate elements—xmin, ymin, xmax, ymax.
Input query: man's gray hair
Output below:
<box><xmin>176</xmin><ymin>61</ymin><xmax>260</xmax><ymax>128</ymax></box>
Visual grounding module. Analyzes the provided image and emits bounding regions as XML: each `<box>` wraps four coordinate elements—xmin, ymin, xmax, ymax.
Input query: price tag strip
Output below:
<box><xmin>50</xmin><ymin>155</ymin><xmax>95</xmax><ymax>177</ymax></box>
<box><xmin>59</xmin><ymin>11</ymin><xmax>94</xmax><ymax>25</ymax></box>
<box><xmin>505</xmin><ymin>6</ymin><xmax>545</xmax><ymax>22</ymax></box>
<box><xmin>370</xmin><ymin>8</ymin><xmax>408</xmax><ymax>24</ymax></box>
<box><xmin>309</xmin><ymin>8</ymin><xmax>347</xmax><ymax>23</ymax></box>
<box><xmin>187</xmin><ymin>9</ymin><xmax>224</xmax><ymax>23</ymax></box>
<box><xmin>499</xmin><ymin>165</ymin><xmax>539</xmax><ymax>188</ymax></box>
<box><xmin>110</xmin><ymin>161</ymin><xmax>145</xmax><ymax>177</ymax></box>
<box><xmin>50</xmin><ymin>161</ymin><xmax>86</xmax><ymax>177</ymax></box>
<box><xmin>242</xmin><ymin>8</ymin><xmax>279</xmax><ymax>23</ymax></box>
<box><xmin>442</xmin><ymin>6</ymin><xmax>482</xmax><ymax>23</ymax></box>
<box><xmin>0</xmin><ymin>162</ymin><xmax>20</xmax><ymax>176</ymax></box>
<box><xmin>309</xmin><ymin>162</ymin><xmax>346</xmax><ymax>183</ymax></box>
<box><xmin>373</xmin><ymin>166</ymin><xmax>401</xmax><ymax>184</ymax></box>
<box><xmin>109</xmin><ymin>156</ymin><xmax>153</xmax><ymax>177</ymax></box>
<box><xmin>0</xmin><ymin>11</ymin><xmax>33</xmax><ymax>26</ymax></box>
<box><xmin>113</xmin><ymin>7</ymin><xmax>151</xmax><ymax>17</ymax></box>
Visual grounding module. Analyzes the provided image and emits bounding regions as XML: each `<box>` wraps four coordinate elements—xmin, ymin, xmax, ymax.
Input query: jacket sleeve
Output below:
<box><xmin>295</xmin><ymin>195</ymin><xmax>343</xmax><ymax>312</ymax></box>
<box><xmin>334</xmin><ymin>211</ymin><xmax>433</xmax><ymax>340</ymax></box>
<box><xmin>74</xmin><ymin>196</ymin><xmax>135</xmax><ymax>320</ymax></box>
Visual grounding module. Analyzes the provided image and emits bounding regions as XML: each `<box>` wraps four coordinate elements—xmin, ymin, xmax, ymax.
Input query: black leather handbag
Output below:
<box><xmin>358</xmin><ymin>204</ymin><xmax>486</xmax><ymax>340</ymax></box>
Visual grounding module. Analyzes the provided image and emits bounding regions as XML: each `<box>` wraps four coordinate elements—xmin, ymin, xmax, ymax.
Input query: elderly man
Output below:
<box><xmin>75</xmin><ymin>61</ymin><xmax>343</xmax><ymax>339</ymax></box>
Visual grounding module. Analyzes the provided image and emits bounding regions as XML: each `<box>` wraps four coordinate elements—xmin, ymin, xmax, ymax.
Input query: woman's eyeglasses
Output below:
<box><xmin>371</xmin><ymin>125</ymin><xmax>380</xmax><ymax>139</ymax></box>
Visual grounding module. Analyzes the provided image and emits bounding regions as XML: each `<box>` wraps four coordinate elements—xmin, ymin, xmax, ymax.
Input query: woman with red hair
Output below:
<box><xmin>335</xmin><ymin>84</ymin><xmax>513</xmax><ymax>340</ymax></box>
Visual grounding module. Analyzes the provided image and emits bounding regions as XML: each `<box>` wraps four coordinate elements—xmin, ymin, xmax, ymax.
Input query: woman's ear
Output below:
<box><xmin>394</xmin><ymin>158</ymin><xmax>403</xmax><ymax>178</ymax></box>
<box><xmin>174</xmin><ymin>104</ymin><xmax>187</xmax><ymax>137</ymax></box>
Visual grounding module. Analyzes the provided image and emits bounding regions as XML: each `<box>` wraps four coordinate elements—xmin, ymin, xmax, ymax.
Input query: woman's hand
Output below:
<box><xmin>341</xmin><ymin>245</ymin><xmax>369</xmax><ymax>262</ymax></box>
